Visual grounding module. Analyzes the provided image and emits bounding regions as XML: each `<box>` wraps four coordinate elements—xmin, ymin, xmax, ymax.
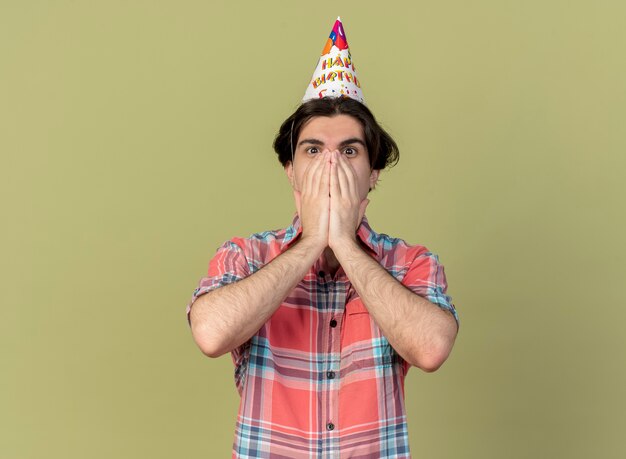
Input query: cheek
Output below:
<box><xmin>292</xmin><ymin>162</ymin><xmax>309</xmax><ymax>190</ymax></box>
<box><xmin>361</xmin><ymin>182</ymin><xmax>371</xmax><ymax>198</ymax></box>
<box><xmin>356</xmin><ymin>171</ymin><xmax>373</xmax><ymax>197</ymax></box>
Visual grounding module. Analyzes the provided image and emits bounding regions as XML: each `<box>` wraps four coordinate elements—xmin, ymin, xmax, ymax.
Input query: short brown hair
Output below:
<box><xmin>273</xmin><ymin>97</ymin><xmax>399</xmax><ymax>170</ymax></box>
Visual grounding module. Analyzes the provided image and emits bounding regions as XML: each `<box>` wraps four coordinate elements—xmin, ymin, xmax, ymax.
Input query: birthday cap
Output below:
<box><xmin>302</xmin><ymin>17</ymin><xmax>364</xmax><ymax>104</ymax></box>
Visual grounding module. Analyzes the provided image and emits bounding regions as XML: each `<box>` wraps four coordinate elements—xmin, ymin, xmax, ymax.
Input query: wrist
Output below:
<box><xmin>297</xmin><ymin>234</ymin><xmax>327</xmax><ymax>256</ymax></box>
<box><xmin>329</xmin><ymin>236</ymin><xmax>360</xmax><ymax>260</ymax></box>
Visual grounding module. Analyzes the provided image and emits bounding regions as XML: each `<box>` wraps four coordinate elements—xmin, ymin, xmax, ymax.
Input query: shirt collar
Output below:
<box><xmin>281</xmin><ymin>213</ymin><xmax>380</xmax><ymax>258</ymax></box>
<box><xmin>281</xmin><ymin>213</ymin><xmax>302</xmax><ymax>250</ymax></box>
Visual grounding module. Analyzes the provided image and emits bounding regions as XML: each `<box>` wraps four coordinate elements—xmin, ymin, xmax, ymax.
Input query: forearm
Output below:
<box><xmin>190</xmin><ymin>237</ymin><xmax>323</xmax><ymax>357</ymax></box>
<box><xmin>335</xmin><ymin>239</ymin><xmax>458</xmax><ymax>372</ymax></box>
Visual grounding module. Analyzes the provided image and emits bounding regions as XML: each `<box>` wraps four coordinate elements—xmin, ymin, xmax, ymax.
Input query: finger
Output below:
<box><xmin>338</xmin><ymin>153</ymin><xmax>359</xmax><ymax>197</ymax></box>
<box><xmin>336</xmin><ymin>153</ymin><xmax>352</xmax><ymax>198</ymax></box>
<box><xmin>330</xmin><ymin>151</ymin><xmax>341</xmax><ymax>198</ymax></box>
<box><xmin>312</xmin><ymin>151</ymin><xmax>331</xmax><ymax>195</ymax></box>
<box><xmin>298</xmin><ymin>155</ymin><xmax>315</xmax><ymax>193</ymax></box>
<box><xmin>304</xmin><ymin>152</ymin><xmax>325</xmax><ymax>194</ymax></box>
<box><xmin>319</xmin><ymin>151</ymin><xmax>331</xmax><ymax>196</ymax></box>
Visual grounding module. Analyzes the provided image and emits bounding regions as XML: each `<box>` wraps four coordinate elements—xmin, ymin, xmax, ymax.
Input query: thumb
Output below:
<box><xmin>357</xmin><ymin>198</ymin><xmax>370</xmax><ymax>227</ymax></box>
<box><xmin>293</xmin><ymin>190</ymin><xmax>302</xmax><ymax>217</ymax></box>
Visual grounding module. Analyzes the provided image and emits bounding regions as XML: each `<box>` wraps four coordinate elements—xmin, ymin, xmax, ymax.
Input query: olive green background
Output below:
<box><xmin>2</xmin><ymin>1</ymin><xmax>625</xmax><ymax>458</ymax></box>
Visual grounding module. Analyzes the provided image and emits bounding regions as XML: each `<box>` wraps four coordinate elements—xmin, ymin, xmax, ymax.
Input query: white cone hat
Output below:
<box><xmin>302</xmin><ymin>17</ymin><xmax>365</xmax><ymax>104</ymax></box>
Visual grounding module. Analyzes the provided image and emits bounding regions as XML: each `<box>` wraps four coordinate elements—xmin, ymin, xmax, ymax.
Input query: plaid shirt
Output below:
<box><xmin>186</xmin><ymin>215</ymin><xmax>458</xmax><ymax>458</ymax></box>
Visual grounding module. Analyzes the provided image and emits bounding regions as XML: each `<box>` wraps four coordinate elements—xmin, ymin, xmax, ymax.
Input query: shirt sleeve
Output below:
<box><xmin>186</xmin><ymin>240</ymin><xmax>252</xmax><ymax>389</ymax></box>
<box><xmin>185</xmin><ymin>240</ymin><xmax>251</xmax><ymax>327</ymax></box>
<box><xmin>401</xmin><ymin>248</ymin><xmax>459</xmax><ymax>328</ymax></box>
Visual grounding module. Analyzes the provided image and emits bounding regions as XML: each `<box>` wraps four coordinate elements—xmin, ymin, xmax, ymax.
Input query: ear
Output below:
<box><xmin>369</xmin><ymin>169</ymin><xmax>380</xmax><ymax>191</ymax></box>
<box><xmin>285</xmin><ymin>161</ymin><xmax>295</xmax><ymax>187</ymax></box>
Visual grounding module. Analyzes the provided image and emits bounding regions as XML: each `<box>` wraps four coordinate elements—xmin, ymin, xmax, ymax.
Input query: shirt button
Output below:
<box><xmin>318</xmin><ymin>270</ymin><xmax>326</xmax><ymax>278</ymax></box>
<box><xmin>330</xmin><ymin>319</ymin><xmax>337</xmax><ymax>328</ymax></box>
<box><xmin>327</xmin><ymin>371</ymin><xmax>335</xmax><ymax>379</ymax></box>
<box><xmin>327</xmin><ymin>423</ymin><xmax>335</xmax><ymax>431</ymax></box>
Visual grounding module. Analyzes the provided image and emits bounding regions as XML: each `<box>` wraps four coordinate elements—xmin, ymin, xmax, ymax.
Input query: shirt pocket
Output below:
<box><xmin>345</xmin><ymin>298</ymin><xmax>369</xmax><ymax>315</ymax></box>
<box><xmin>342</xmin><ymin>299</ymin><xmax>398</xmax><ymax>371</ymax></box>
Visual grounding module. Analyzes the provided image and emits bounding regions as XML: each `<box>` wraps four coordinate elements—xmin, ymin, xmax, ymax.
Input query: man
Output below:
<box><xmin>186</xmin><ymin>18</ymin><xmax>459</xmax><ymax>458</ymax></box>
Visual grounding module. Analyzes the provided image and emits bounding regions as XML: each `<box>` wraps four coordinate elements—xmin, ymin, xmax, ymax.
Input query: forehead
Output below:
<box><xmin>298</xmin><ymin>114</ymin><xmax>364</xmax><ymax>143</ymax></box>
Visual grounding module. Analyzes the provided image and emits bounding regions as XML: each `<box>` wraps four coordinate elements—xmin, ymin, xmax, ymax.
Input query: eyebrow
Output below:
<box><xmin>297</xmin><ymin>137</ymin><xmax>367</xmax><ymax>148</ymax></box>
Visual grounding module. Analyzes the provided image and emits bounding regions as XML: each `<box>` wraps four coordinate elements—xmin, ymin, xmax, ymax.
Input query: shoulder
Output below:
<box><xmin>366</xmin><ymin>225</ymin><xmax>451</xmax><ymax>287</ymax></box>
<box><xmin>366</xmin><ymin>225</ymin><xmax>432</xmax><ymax>266</ymax></box>
<box><xmin>227</xmin><ymin>226</ymin><xmax>288</xmax><ymax>249</ymax></box>
<box><xmin>221</xmin><ymin>226</ymin><xmax>290</xmax><ymax>267</ymax></box>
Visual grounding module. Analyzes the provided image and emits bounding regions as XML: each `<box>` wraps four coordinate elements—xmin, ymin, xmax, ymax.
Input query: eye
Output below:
<box><xmin>306</xmin><ymin>147</ymin><xmax>319</xmax><ymax>154</ymax></box>
<box><xmin>343</xmin><ymin>147</ymin><xmax>357</xmax><ymax>157</ymax></box>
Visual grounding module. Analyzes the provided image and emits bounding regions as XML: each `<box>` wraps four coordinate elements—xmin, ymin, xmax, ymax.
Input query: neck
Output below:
<box><xmin>320</xmin><ymin>247</ymin><xmax>341</xmax><ymax>277</ymax></box>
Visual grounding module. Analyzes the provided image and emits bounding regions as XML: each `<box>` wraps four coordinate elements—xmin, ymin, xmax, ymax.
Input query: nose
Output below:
<box><xmin>324</xmin><ymin>149</ymin><xmax>339</xmax><ymax>163</ymax></box>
